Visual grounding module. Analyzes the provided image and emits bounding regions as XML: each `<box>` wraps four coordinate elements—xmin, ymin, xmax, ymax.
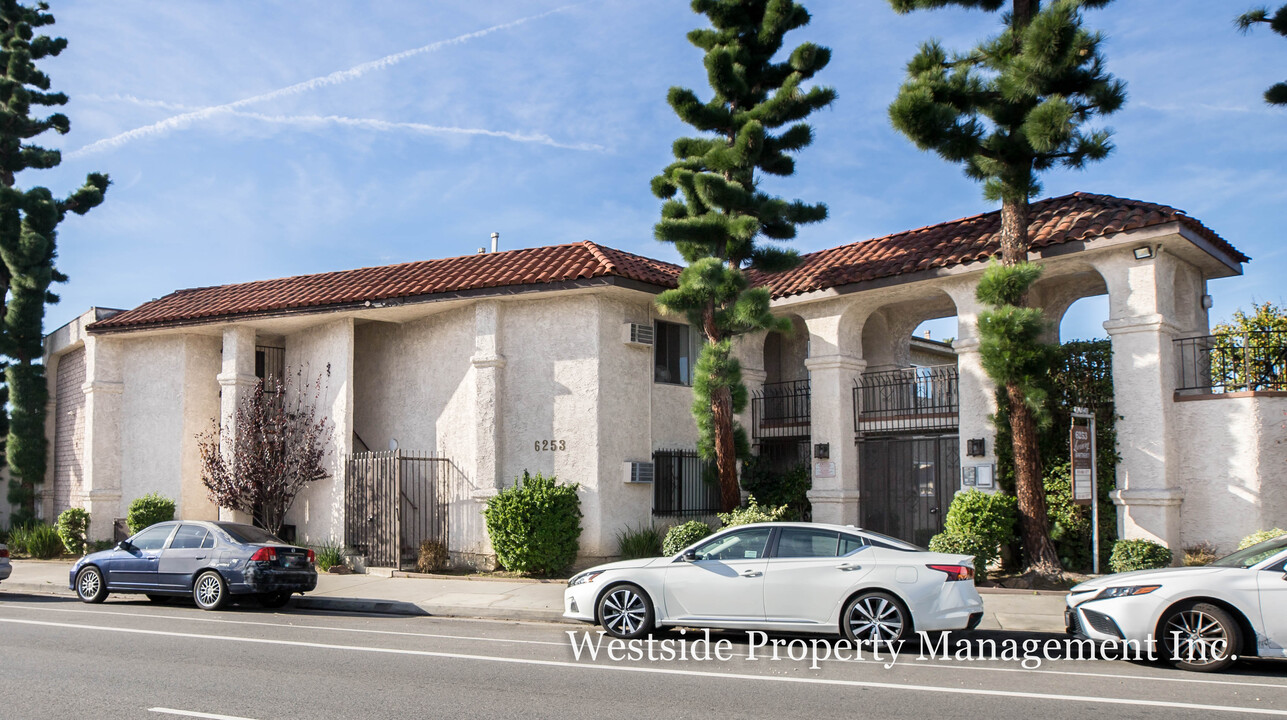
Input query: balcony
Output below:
<box><xmin>1174</xmin><ymin>332</ymin><xmax>1287</xmax><ymax>395</ymax></box>
<box><xmin>853</xmin><ymin>366</ymin><xmax>959</xmax><ymax>436</ymax></box>
<box><xmin>751</xmin><ymin>379</ymin><xmax>811</xmax><ymax>442</ymax></box>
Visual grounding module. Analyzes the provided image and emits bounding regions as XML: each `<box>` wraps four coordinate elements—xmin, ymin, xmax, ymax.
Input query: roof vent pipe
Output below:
<box><xmin>491</xmin><ymin>232</ymin><xmax>499</xmax><ymax>253</ymax></box>
<box><xmin>477</xmin><ymin>247</ymin><xmax>485</xmax><ymax>254</ymax></box>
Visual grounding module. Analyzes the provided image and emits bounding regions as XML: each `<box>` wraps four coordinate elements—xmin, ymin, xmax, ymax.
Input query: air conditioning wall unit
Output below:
<box><xmin>624</xmin><ymin>461</ymin><xmax>655</xmax><ymax>484</ymax></box>
<box><xmin>623</xmin><ymin>322</ymin><xmax>654</xmax><ymax>347</ymax></box>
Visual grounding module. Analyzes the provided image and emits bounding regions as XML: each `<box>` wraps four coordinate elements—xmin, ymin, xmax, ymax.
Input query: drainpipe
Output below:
<box><xmin>491</xmin><ymin>232</ymin><xmax>499</xmax><ymax>254</ymax></box>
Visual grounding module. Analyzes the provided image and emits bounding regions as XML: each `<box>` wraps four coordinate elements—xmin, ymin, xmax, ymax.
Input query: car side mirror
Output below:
<box><xmin>682</xmin><ymin>550</ymin><xmax>698</xmax><ymax>563</ymax></box>
<box><xmin>116</xmin><ymin>541</ymin><xmax>134</xmax><ymax>552</ymax></box>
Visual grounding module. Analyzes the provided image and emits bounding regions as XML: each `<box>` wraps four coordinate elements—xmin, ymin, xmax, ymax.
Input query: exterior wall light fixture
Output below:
<box><xmin>966</xmin><ymin>438</ymin><xmax>986</xmax><ymax>457</ymax></box>
<box><xmin>1132</xmin><ymin>246</ymin><xmax>1155</xmax><ymax>260</ymax></box>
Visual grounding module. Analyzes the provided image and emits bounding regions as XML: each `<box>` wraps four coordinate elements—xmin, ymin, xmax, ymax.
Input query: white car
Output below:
<box><xmin>1066</xmin><ymin>534</ymin><xmax>1287</xmax><ymax>672</ymax></box>
<box><xmin>0</xmin><ymin>543</ymin><xmax>11</xmax><ymax>583</ymax></box>
<box><xmin>565</xmin><ymin>521</ymin><xmax>984</xmax><ymax>641</ymax></box>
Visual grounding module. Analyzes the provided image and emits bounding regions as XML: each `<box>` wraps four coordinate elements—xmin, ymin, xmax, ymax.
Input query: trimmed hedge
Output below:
<box><xmin>928</xmin><ymin>531</ymin><xmax>994</xmax><ymax>580</ymax></box>
<box><xmin>1109</xmin><ymin>538</ymin><xmax>1172</xmax><ymax>573</ymax></box>
<box><xmin>127</xmin><ymin>493</ymin><xmax>175</xmax><ymax>535</ymax></box>
<box><xmin>483</xmin><ymin>471</ymin><xmax>581</xmax><ymax>575</ymax></box>
<box><xmin>926</xmin><ymin>489</ymin><xmax>1017</xmax><ymax>577</ymax></box>
<box><xmin>56</xmin><ymin>507</ymin><xmax>91</xmax><ymax>555</ymax></box>
<box><xmin>662</xmin><ymin>520</ymin><xmax>713</xmax><ymax>556</ymax></box>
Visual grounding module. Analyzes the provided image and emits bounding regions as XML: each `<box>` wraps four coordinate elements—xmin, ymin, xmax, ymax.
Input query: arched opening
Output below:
<box><xmin>753</xmin><ymin>315</ymin><xmax>811</xmax><ymax>471</ymax></box>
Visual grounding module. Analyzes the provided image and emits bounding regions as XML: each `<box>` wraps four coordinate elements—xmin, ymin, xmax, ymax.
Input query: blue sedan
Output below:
<box><xmin>70</xmin><ymin>521</ymin><xmax>318</xmax><ymax>610</ymax></box>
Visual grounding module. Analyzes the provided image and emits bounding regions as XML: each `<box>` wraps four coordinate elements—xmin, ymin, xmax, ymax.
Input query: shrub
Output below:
<box><xmin>616</xmin><ymin>524</ymin><xmax>663</xmax><ymax>560</ymax></box>
<box><xmin>662</xmin><ymin>520</ymin><xmax>713</xmax><ymax>556</ymax></box>
<box><xmin>313</xmin><ymin>540</ymin><xmax>345</xmax><ymax>573</ymax></box>
<box><xmin>1109</xmin><ymin>539</ymin><xmax>1172</xmax><ymax>573</ymax></box>
<box><xmin>1238</xmin><ymin>528</ymin><xmax>1287</xmax><ymax>550</ymax></box>
<box><xmin>127</xmin><ymin>493</ymin><xmax>175</xmax><ymax>535</ymax></box>
<box><xmin>1183</xmin><ymin>542</ymin><xmax>1219</xmax><ymax>567</ymax></box>
<box><xmin>483</xmin><ymin>471</ymin><xmax>582</xmax><ymax>576</ymax></box>
<box><xmin>88</xmin><ymin>540</ymin><xmax>115</xmax><ymax>553</ymax></box>
<box><xmin>417</xmin><ymin>539</ymin><xmax>449</xmax><ymax>573</ymax></box>
<box><xmin>928</xmin><ymin>531</ymin><xmax>994</xmax><ymax>580</ymax></box>
<box><xmin>717</xmin><ymin>495</ymin><xmax>789</xmax><ymax>528</ymax></box>
<box><xmin>18</xmin><ymin>523</ymin><xmax>65</xmax><ymax>559</ymax></box>
<box><xmin>739</xmin><ymin>460</ymin><xmax>811</xmax><ymax>520</ymax></box>
<box><xmin>56</xmin><ymin>508</ymin><xmax>91</xmax><ymax>555</ymax></box>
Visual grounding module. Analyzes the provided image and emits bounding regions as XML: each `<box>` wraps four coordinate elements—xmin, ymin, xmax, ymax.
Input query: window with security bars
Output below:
<box><xmin>652</xmin><ymin>448</ymin><xmax>720</xmax><ymax>516</ymax></box>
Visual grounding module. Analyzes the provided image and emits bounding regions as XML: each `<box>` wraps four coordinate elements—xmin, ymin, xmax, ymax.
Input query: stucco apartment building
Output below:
<box><xmin>41</xmin><ymin>192</ymin><xmax>1281</xmax><ymax>567</ymax></box>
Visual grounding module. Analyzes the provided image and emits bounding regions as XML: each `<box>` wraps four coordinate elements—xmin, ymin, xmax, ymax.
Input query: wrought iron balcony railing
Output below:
<box><xmin>1174</xmin><ymin>332</ymin><xmax>1287</xmax><ymax>394</ymax></box>
<box><xmin>751</xmin><ymin>379</ymin><xmax>811</xmax><ymax>441</ymax></box>
<box><xmin>854</xmin><ymin>365</ymin><xmax>959</xmax><ymax>435</ymax></box>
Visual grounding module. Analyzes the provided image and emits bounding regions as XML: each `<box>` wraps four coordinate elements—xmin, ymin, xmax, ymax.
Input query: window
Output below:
<box><xmin>200</xmin><ymin>532</ymin><xmax>216</xmax><ymax>549</ymax></box>
<box><xmin>775</xmin><ymin>528</ymin><xmax>842</xmax><ymax>558</ymax></box>
<box><xmin>652</xmin><ymin>449</ymin><xmax>721</xmax><ymax>516</ymax></box>
<box><xmin>130</xmin><ymin>525</ymin><xmax>174</xmax><ymax>551</ymax></box>
<box><xmin>216</xmin><ymin>523</ymin><xmax>284</xmax><ymax>545</ymax></box>
<box><xmin>170</xmin><ymin>525</ymin><xmax>210</xmax><ymax>550</ymax></box>
<box><xmin>692</xmin><ymin>528</ymin><xmax>774</xmax><ymax>561</ymax></box>
<box><xmin>654</xmin><ymin>321</ymin><xmax>698</xmax><ymax>385</ymax></box>
<box><xmin>839</xmin><ymin>534</ymin><xmax>867</xmax><ymax>556</ymax></box>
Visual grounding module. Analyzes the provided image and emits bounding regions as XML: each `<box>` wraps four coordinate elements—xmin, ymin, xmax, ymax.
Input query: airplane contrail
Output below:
<box><xmin>67</xmin><ymin>3</ymin><xmax>587</xmax><ymax>159</ymax></box>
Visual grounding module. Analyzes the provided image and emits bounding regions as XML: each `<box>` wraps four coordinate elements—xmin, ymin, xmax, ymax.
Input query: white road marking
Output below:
<box><xmin>5</xmin><ymin>617</ymin><xmax>1286</xmax><ymax>717</ymax></box>
<box><xmin>149</xmin><ymin>708</ymin><xmax>259</xmax><ymax>720</ymax></box>
<box><xmin>6</xmin><ymin>601</ymin><xmax>1285</xmax><ymax>692</ymax></box>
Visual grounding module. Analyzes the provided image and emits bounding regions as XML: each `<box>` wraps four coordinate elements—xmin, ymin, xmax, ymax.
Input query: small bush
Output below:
<box><xmin>57</xmin><ymin>508</ymin><xmax>91</xmax><ymax>555</ymax></box>
<box><xmin>1183</xmin><ymin>542</ymin><xmax>1218</xmax><ymax>567</ymax></box>
<box><xmin>88</xmin><ymin>540</ymin><xmax>115</xmax><ymax>553</ymax></box>
<box><xmin>17</xmin><ymin>523</ymin><xmax>65</xmax><ymax>559</ymax></box>
<box><xmin>662</xmin><ymin>520</ymin><xmax>713</xmax><ymax>556</ymax></box>
<box><xmin>127</xmin><ymin>493</ymin><xmax>176</xmax><ymax>535</ymax></box>
<box><xmin>417</xmin><ymin>539</ymin><xmax>449</xmax><ymax>573</ymax></box>
<box><xmin>739</xmin><ymin>460</ymin><xmax>811</xmax><ymax>520</ymax></box>
<box><xmin>483</xmin><ymin>471</ymin><xmax>582</xmax><ymax>576</ymax></box>
<box><xmin>717</xmin><ymin>495</ymin><xmax>789</xmax><ymax>528</ymax></box>
<box><xmin>928</xmin><ymin>531</ymin><xmax>994</xmax><ymax>580</ymax></box>
<box><xmin>312</xmin><ymin>540</ymin><xmax>345</xmax><ymax>572</ymax></box>
<box><xmin>616</xmin><ymin>525</ymin><xmax>663</xmax><ymax>560</ymax></box>
<box><xmin>1109</xmin><ymin>538</ymin><xmax>1172</xmax><ymax>573</ymax></box>
<box><xmin>1238</xmin><ymin>528</ymin><xmax>1287</xmax><ymax>550</ymax></box>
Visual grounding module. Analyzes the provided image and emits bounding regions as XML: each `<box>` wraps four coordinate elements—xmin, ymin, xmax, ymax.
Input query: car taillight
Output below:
<box><xmin>249</xmin><ymin>547</ymin><xmax>277</xmax><ymax>563</ymax></box>
<box><xmin>0</xmin><ymin>548</ymin><xmax>8</xmax><ymax>559</ymax></box>
<box><xmin>927</xmin><ymin>564</ymin><xmax>974</xmax><ymax>581</ymax></box>
<box><xmin>306</xmin><ymin>549</ymin><xmax>316</xmax><ymax>565</ymax></box>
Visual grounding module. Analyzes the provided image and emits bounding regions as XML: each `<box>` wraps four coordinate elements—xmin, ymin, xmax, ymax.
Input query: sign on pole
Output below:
<box><xmin>1070</xmin><ymin>423</ymin><xmax>1094</xmax><ymax>506</ymax></box>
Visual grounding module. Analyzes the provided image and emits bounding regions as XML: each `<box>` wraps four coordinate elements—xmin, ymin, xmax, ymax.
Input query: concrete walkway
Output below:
<box><xmin>1</xmin><ymin>559</ymin><xmax>1068</xmax><ymax>632</ymax></box>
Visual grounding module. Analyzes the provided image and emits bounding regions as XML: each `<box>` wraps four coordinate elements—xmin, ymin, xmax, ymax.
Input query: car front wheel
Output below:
<box><xmin>1160</xmin><ymin>602</ymin><xmax>1242</xmax><ymax>672</ymax></box>
<box><xmin>597</xmin><ymin>584</ymin><xmax>654</xmax><ymax>640</ymax></box>
<box><xmin>193</xmin><ymin>571</ymin><xmax>228</xmax><ymax>611</ymax></box>
<box><xmin>843</xmin><ymin>591</ymin><xmax>912</xmax><ymax>645</ymax></box>
<box><xmin>75</xmin><ymin>566</ymin><xmax>108</xmax><ymax>604</ymax></box>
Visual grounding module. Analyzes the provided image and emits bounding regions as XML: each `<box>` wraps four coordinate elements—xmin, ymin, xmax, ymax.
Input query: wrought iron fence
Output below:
<box><xmin>652</xmin><ymin>448</ymin><xmax>721</xmax><ymax>517</ymax></box>
<box><xmin>751</xmin><ymin>379</ymin><xmax>811</xmax><ymax>441</ymax></box>
<box><xmin>854</xmin><ymin>365</ymin><xmax>959</xmax><ymax>435</ymax></box>
<box><xmin>1174</xmin><ymin>332</ymin><xmax>1287</xmax><ymax>394</ymax></box>
<box><xmin>344</xmin><ymin>450</ymin><xmax>452</xmax><ymax>569</ymax></box>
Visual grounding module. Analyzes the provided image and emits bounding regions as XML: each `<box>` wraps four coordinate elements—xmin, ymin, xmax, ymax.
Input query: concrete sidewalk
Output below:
<box><xmin>0</xmin><ymin>559</ymin><xmax>1068</xmax><ymax>632</ymax></box>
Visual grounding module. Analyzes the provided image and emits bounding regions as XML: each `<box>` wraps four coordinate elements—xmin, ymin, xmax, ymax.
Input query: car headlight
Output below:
<box><xmin>568</xmin><ymin>570</ymin><xmax>604</xmax><ymax>587</ymax></box>
<box><xmin>1096</xmin><ymin>584</ymin><xmax>1160</xmax><ymax>600</ymax></box>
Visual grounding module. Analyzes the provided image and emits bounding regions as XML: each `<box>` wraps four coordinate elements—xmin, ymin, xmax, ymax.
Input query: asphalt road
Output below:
<box><xmin>2</xmin><ymin>592</ymin><xmax>1285</xmax><ymax>720</ymax></box>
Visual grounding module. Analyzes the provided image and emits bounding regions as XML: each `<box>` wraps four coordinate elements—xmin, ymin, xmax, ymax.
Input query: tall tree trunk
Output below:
<box><xmin>1008</xmin><ymin>383</ymin><xmax>1062</xmax><ymax>572</ymax></box>
<box><xmin>711</xmin><ymin>384</ymin><xmax>740</xmax><ymax>512</ymax></box>
<box><xmin>998</xmin><ymin>199</ymin><xmax>1030</xmax><ymax>266</ymax></box>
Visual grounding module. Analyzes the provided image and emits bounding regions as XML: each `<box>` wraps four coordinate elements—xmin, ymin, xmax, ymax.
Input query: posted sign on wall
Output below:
<box><xmin>1070</xmin><ymin>424</ymin><xmax>1094</xmax><ymax>506</ymax></box>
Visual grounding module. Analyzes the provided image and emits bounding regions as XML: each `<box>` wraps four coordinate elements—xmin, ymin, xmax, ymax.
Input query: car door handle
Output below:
<box><xmin>194</xmin><ymin>555</ymin><xmax>207</xmax><ymax>561</ymax></box>
<box><xmin>741</xmin><ymin>569</ymin><xmax>763</xmax><ymax>578</ymax></box>
<box><xmin>836</xmin><ymin>563</ymin><xmax>862</xmax><ymax>571</ymax></box>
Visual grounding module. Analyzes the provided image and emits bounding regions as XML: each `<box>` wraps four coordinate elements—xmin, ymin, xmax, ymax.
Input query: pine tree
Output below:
<box><xmin>0</xmin><ymin>0</ymin><xmax>108</xmax><ymax>525</ymax></box>
<box><xmin>886</xmin><ymin>0</ymin><xmax>1124</xmax><ymax>573</ymax></box>
<box><xmin>1238</xmin><ymin>5</ymin><xmax>1287</xmax><ymax>105</ymax></box>
<box><xmin>652</xmin><ymin>0</ymin><xmax>834</xmax><ymax>511</ymax></box>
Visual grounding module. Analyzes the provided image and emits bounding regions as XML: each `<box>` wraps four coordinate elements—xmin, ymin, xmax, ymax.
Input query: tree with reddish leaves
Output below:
<box><xmin>197</xmin><ymin>368</ymin><xmax>332</xmax><ymax>537</ymax></box>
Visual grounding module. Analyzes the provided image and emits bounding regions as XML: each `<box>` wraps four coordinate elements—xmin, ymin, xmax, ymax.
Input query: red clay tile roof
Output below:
<box><xmin>758</xmin><ymin>192</ymin><xmax>1247</xmax><ymax>299</ymax></box>
<box><xmin>89</xmin><ymin>241</ymin><xmax>683</xmax><ymax>331</ymax></box>
<box><xmin>89</xmin><ymin>193</ymin><xmax>1243</xmax><ymax>332</ymax></box>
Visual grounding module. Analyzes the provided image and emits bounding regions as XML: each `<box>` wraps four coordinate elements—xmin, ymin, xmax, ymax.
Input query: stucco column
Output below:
<box><xmin>216</xmin><ymin>326</ymin><xmax>258</xmax><ymax>524</ymax></box>
<box><xmin>1095</xmin><ymin>253</ymin><xmax>1185</xmax><ymax>559</ymax></box>
<box><xmin>943</xmin><ymin>280</ymin><xmax>998</xmax><ymax>492</ymax></box>
<box><xmin>81</xmin><ymin>336</ymin><xmax>124</xmax><ymax>541</ymax></box>
<box><xmin>804</xmin><ymin>354</ymin><xmax>865</xmax><ymax>525</ymax></box>
<box><xmin>471</xmin><ymin>301</ymin><xmax>505</xmax><ymax>497</ymax></box>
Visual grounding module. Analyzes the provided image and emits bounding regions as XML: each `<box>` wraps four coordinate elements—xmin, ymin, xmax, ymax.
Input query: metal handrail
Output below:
<box><xmin>1174</xmin><ymin>331</ymin><xmax>1287</xmax><ymax>393</ymax></box>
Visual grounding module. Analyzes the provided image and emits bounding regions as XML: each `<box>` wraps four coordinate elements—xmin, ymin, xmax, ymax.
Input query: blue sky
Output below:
<box><xmin>32</xmin><ymin>1</ymin><xmax>1287</xmax><ymax>341</ymax></box>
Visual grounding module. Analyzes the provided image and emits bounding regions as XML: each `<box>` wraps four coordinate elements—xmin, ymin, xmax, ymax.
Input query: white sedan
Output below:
<box><xmin>1066</xmin><ymin>534</ymin><xmax>1287</xmax><ymax>672</ymax></box>
<box><xmin>564</xmin><ymin>521</ymin><xmax>984</xmax><ymax>641</ymax></box>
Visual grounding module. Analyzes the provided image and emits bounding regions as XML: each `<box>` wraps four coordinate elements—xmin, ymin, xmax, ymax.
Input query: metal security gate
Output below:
<box><xmin>344</xmin><ymin>450</ymin><xmax>450</xmax><ymax>569</ymax></box>
<box><xmin>858</xmin><ymin>435</ymin><xmax>959</xmax><ymax>548</ymax></box>
<box><xmin>854</xmin><ymin>366</ymin><xmax>960</xmax><ymax>547</ymax></box>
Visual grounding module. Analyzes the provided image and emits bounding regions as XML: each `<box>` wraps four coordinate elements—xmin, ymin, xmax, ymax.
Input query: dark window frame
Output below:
<box><xmin>654</xmin><ymin>320</ymin><xmax>698</xmax><ymax>386</ymax></box>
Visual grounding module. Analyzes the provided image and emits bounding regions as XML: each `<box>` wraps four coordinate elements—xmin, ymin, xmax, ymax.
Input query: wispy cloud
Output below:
<box><xmin>230</xmin><ymin>111</ymin><xmax>608</xmax><ymax>152</ymax></box>
<box><xmin>67</xmin><ymin>3</ymin><xmax>588</xmax><ymax>158</ymax></box>
<box><xmin>78</xmin><ymin>93</ymin><xmax>199</xmax><ymax>112</ymax></box>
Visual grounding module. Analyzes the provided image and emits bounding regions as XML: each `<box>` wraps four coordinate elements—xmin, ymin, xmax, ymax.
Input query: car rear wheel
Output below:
<box><xmin>1161</xmin><ymin>602</ymin><xmax>1242</xmax><ymax>672</ymax></box>
<box><xmin>843</xmin><ymin>591</ymin><xmax>912</xmax><ymax>645</ymax></box>
<box><xmin>75</xmin><ymin>566</ymin><xmax>108</xmax><ymax>604</ymax></box>
<box><xmin>597</xmin><ymin>584</ymin><xmax>653</xmax><ymax>640</ymax></box>
<box><xmin>193</xmin><ymin>571</ymin><xmax>228</xmax><ymax>611</ymax></box>
<box><xmin>260</xmin><ymin>592</ymin><xmax>292</xmax><ymax>609</ymax></box>
<box><xmin>146</xmin><ymin>594</ymin><xmax>173</xmax><ymax>604</ymax></box>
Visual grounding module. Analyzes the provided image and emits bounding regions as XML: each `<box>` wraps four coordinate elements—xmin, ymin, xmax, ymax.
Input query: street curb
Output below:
<box><xmin>1</xmin><ymin>582</ymin><xmax>74</xmax><ymax>598</ymax></box>
<box><xmin>296</xmin><ymin>597</ymin><xmax>574</xmax><ymax>624</ymax></box>
<box><xmin>976</xmin><ymin>587</ymin><xmax>1068</xmax><ymax>597</ymax></box>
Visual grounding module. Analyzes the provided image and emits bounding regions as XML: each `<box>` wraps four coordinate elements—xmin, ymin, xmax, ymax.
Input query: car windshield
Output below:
<box><xmin>1211</xmin><ymin>536</ymin><xmax>1287</xmax><ymax>569</ymax></box>
<box><xmin>217</xmin><ymin>524</ymin><xmax>284</xmax><ymax>545</ymax></box>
